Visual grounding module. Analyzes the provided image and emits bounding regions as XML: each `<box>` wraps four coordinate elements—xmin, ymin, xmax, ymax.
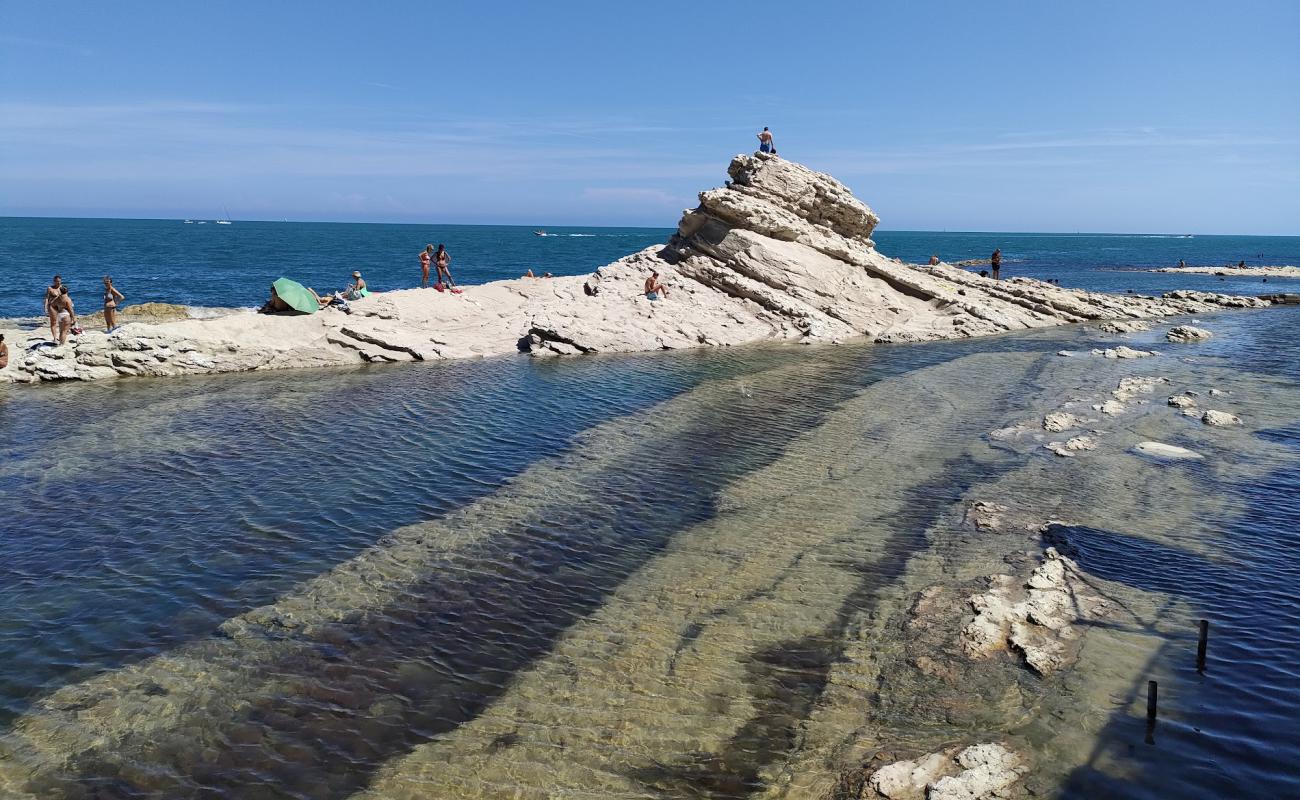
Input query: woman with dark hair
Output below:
<box><xmin>102</xmin><ymin>276</ymin><xmax>125</xmax><ymax>332</ymax></box>
<box><xmin>434</xmin><ymin>244</ymin><xmax>455</xmax><ymax>289</ymax></box>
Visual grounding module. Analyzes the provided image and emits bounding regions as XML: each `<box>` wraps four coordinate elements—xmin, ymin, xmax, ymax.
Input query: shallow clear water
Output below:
<box><xmin>2</xmin><ymin>217</ymin><xmax>1297</xmax><ymax>320</ymax></box>
<box><xmin>1</xmin><ymin>303</ymin><xmax>1299</xmax><ymax>797</ymax></box>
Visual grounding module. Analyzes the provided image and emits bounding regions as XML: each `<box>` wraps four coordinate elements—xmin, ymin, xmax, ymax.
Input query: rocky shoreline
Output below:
<box><xmin>1</xmin><ymin>153</ymin><xmax>1272</xmax><ymax>385</ymax></box>
<box><xmin>1151</xmin><ymin>264</ymin><xmax>1300</xmax><ymax>278</ymax></box>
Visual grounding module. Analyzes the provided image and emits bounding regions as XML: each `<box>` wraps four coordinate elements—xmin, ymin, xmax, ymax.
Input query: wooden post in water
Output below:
<box><xmin>1197</xmin><ymin>619</ymin><xmax>1209</xmax><ymax>672</ymax></box>
<box><xmin>1144</xmin><ymin>679</ymin><xmax>1158</xmax><ymax>745</ymax></box>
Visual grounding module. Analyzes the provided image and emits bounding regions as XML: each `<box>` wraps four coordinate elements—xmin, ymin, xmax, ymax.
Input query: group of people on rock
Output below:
<box><xmin>419</xmin><ymin>244</ymin><xmax>456</xmax><ymax>290</ymax></box>
<box><xmin>33</xmin><ymin>274</ymin><xmax>124</xmax><ymax>345</ymax></box>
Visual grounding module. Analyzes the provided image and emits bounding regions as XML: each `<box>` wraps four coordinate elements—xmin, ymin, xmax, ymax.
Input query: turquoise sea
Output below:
<box><xmin>2</xmin><ymin>218</ymin><xmax>1299</xmax><ymax>799</ymax></box>
<box><xmin>1</xmin><ymin>217</ymin><xmax>1298</xmax><ymax>320</ymax></box>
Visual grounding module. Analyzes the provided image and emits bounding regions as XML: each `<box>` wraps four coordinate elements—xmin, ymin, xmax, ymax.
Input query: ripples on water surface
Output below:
<box><xmin>1</xmin><ymin>308</ymin><xmax>1299</xmax><ymax>798</ymax></box>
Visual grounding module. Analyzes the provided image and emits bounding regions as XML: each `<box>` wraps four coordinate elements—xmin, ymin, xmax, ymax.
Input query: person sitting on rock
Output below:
<box><xmin>644</xmin><ymin>271</ymin><xmax>669</xmax><ymax>301</ymax></box>
<box><xmin>343</xmin><ymin>271</ymin><xmax>369</xmax><ymax>299</ymax></box>
<box><xmin>0</xmin><ymin>333</ymin><xmax>8</xmax><ymax>370</ymax></box>
<box><xmin>757</xmin><ymin>126</ymin><xmax>776</xmax><ymax>155</ymax></box>
<box><xmin>929</xmin><ymin>255</ymin><xmax>940</xmax><ymax>265</ymax></box>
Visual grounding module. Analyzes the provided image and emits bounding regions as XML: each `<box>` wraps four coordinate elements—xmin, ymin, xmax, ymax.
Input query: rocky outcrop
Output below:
<box><xmin>1201</xmin><ymin>409</ymin><xmax>1243</xmax><ymax>427</ymax></box>
<box><xmin>1133</xmin><ymin>441</ymin><xmax>1204</xmax><ymax>460</ymax></box>
<box><xmin>1045</xmin><ymin>435</ymin><xmax>1097</xmax><ymax>457</ymax></box>
<box><xmin>1091</xmin><ymin>346</ymin><xmax>1158</xmax><ymax>359</ymax></box>
<box><xmin>1</xmin><ymin>154</ymin><xmax>1275</xmax><ymax>385</ymax></box>
<box><xmin>962</xmin><ymin>547</ymin><xmax>1109</xmax><ymax>675</ymax></box>
<box><xmin>862</xmin><ymin>743</ymin><xmax>1027</xmax><ymax>800</ymax></box>
<box><xmin>1153</xmin><ymin>264</ymin><xmax>1300</xmax><ymax>278</ymax></box>
<box><xmin>1166</xmin><ymin>324</ymin><xmax>1212</xmax><ymax>343</ymax></box>
<box><xmin>1097</xmin><ymin>319</ymin><xmax>1152</xmax><ymax>334</ymax></box>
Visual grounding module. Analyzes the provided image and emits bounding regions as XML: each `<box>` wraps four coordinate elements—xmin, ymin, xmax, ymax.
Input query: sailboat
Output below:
<box><xmin>216</xmin><ymin>206</ymin><xmax>233</xmax><ymax>225</ymax></box>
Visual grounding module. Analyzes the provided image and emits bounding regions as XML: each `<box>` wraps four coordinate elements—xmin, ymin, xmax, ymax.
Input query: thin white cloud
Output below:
<box><xmin>0</xmin><ymin>34</ymin><xmax>93</xmax><ymax>57</ymax></box>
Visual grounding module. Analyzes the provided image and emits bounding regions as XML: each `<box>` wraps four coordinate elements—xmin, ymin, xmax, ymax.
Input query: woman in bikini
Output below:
<box><xmin>420</xmin><ymin>244</ymin><xmax>434</xmax><ymax>287</ymax></box>
<box><xmin>434</xmin><ymin>244</ymin><xmax>455</xmax><ymax>289</ymax></box>
<box><xmin>44</xmin><ymin>275</ymin><xmax>62</xmax><ymax>341</ymax></box>
<box><xmin>53</xmin><ymin>285</ymin><xmax>76</xmax><ymax>345</ymax></box>
<box><xmin>102</xmin><ymin>275</ymin><xmax>125</xmax><ymax>332</ymax></box>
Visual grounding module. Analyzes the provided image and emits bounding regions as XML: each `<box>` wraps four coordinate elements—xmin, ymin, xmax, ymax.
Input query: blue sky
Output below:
<box><xmin>2</xmin><ymin>0</ymin><xmax>1297</xmax><ymax>232</ymax></box>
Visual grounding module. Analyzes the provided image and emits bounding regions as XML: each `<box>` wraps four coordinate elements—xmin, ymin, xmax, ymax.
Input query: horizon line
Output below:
<box><xmin>1</xmin><ymin>214</ymin><xmax>1296</xmax><ymax>239</ymax></box>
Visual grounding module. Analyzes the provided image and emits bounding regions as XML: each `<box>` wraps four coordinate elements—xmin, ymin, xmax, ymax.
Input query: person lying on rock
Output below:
<box><xmin>644</xmin><ymin>271</ymin><xmax>669</xmax><ymax>301</ymax></box>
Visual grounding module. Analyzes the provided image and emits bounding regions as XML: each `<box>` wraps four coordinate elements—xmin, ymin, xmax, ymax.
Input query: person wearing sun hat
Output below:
<box><xmin>348</xmin><ymin>270</ymin><xmax>370</xmax><ymax>298</ymax></box>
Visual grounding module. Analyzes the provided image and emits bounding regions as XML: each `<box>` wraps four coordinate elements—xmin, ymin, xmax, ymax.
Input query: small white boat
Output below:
<box><xmin>533</xmin><ymin>229</ymin><xmax>547</xmax><ymax>236</ymax></box>
<box><xmin>197</xmin><ymin>220</ymin><xmax>207</xmax><ymax>224</ymax></box>
<box><xmin>183</xmin><ymin>219</ymin><xmax>194</xmax><ymax>224</ymax></box>
<box><xmin>216</xmin><ymin>206</ymin><xmax>233</xmax><ymax>225</ymax></box>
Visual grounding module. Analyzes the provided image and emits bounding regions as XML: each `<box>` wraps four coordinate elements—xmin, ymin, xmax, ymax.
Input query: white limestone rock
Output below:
<box><xmin>1098</xmin><ymin>319</ymin><xmax>1152</xmax><ymax>334</ymax></box>
<box><xmin>1091</xmin><ymin>346</ymin><xmax>1158</xmax><ymax>359</ymax></box>
<box><xmin>1045</xmin><ymin>435</ymin><xmax>1097</xmax><ymax>457</ymax></box>
<box><xmin>961</xmin><ymin>548</ymin><xmax>1107</xmax><ymax>675</ymax></box>
<box><xmin>1201</xmin><ymin>410</ymin><xmax>1243</xmax><ymax>427</ymax></box>
<box><xmin>1167</xmin><ymin>393</ymin><xmax>1198</xmax><ymax>409</ymax></box>
<box><xmin>1133</xmin><ymin>441</ymin><xmax>1204</xmax><ymax>460</ymax></box>
<box><xmin>930</xmin><ymin>744</ymin><xmax>1027</xmax><ymax>800</ymax></box>
<box><xmin>864</xmin><ymin>744</ymin><xmax>1026</xmax><ymax>800</ymax></box>
<box><xmin>1166</xmin><ymin>324</ymin><xmax>1212</xmax><ymax>343</ymax></box>
<box><xmin>2</xmin><ymin>156</ymin><xmax>1276</xmax><ymax>385</ymax></box>
<box><xmin>1042</xmin><ymin>411</ymin><xmax>1085</xmax><ymax>432</ymax></box>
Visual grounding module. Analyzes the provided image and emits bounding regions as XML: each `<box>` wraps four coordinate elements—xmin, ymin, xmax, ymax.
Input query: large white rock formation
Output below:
<box><xmin>1</xmin><ymin>153</ymin><xmax>1272</xmax><ymax>384</ymax></box>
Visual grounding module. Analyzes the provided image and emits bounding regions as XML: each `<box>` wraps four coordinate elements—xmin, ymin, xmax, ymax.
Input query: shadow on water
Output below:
<box><xmin>8</xmin><ymin>328</ymin><xmax>1191</xmax><ymax>799</ymax></box>
<box><xmin>1053</xmin><ymin>424</ymin><xmax>1300</xmax><ymax>799</ymax></box>
<box><xmin>624</xmin><ymin>350</ymin><xmax>1053</xmax><ymax>798</ymax></box>
<box><xmin>22</xmin><ymin>346</ymin><xmax>915</xmax><ymax>798</ymax></box>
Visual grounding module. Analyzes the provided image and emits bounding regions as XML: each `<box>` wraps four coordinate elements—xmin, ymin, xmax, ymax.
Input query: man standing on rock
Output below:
<box><xmin>991</xmin><ymin>248</ymin><xmax>1002</xmax><ymax>280</ymax></box>
<box><xmin>757</xmin><ymin>127</ymin><xmax>776</xmax><ymax>155</ymax></box>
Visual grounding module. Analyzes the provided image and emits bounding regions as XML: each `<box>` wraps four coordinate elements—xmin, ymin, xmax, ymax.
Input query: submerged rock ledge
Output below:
<box><xmin>1</xmin><ymin>153</ymin><xmax>1270</xmax><ymax>384</ymax></box>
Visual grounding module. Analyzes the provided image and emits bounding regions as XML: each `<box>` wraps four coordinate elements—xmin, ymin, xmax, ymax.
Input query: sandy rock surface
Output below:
<box><xmin>1</xmin><ymin>154</ymin><xmax>1274</xmax><ymax>385</ymax></box>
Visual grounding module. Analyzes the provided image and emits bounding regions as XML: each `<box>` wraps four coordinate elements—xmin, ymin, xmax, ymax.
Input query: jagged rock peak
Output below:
<box><xmin>724</xmin><ymin>152</ymin><xmax>880</xmax><ymax>242</ymax></box>
<box><xmin>672</xmin><ymin>153</ymin><xmax>879</xmax><ymax>255</ymax></box>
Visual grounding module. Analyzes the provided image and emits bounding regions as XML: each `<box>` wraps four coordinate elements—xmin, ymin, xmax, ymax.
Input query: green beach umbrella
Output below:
<box><xmin>272</xmin><ymin>277</ymin><xmax>319</xmax><ymax>314</ymax></box>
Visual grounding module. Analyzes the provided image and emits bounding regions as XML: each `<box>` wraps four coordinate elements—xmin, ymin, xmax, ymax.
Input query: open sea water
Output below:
<box><xmin>1</xmin><ymin>217</ymin><xmax>1298</xmax><ymax>320</ymax></box>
